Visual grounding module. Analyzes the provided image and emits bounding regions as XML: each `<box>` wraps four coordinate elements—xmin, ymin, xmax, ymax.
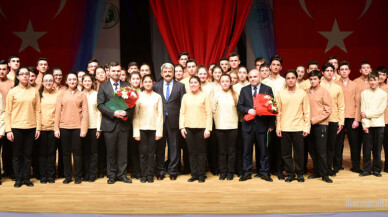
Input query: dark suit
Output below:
<box><xmin>97</xmin><ymin>80</ymin><xmax>135</xmax><ymax>180</ymax></box>
<box><xmin>237</xmin><ymin>83</ymin><xmax>275</xmax><ymax>176</ymax></box>
<box><xmin>153</xmin><ymin>79</ymin><xmax>186</xmax><ymax>176</ymax></box>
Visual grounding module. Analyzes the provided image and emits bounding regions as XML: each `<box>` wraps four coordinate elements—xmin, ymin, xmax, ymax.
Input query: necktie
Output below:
<box><xmin>165</xmin><ymin>83</ymin><xmax>170</xmax><ymax>115</ymax></box>
<box><xmin>253</xmin><ymin>86</ymin><xmax>257</xmax><ymax>97</ymax></box>
<box><xmin>114</xmin><ymin>82</ymin><xmax>118</xmax><ymax>91</ymax></box>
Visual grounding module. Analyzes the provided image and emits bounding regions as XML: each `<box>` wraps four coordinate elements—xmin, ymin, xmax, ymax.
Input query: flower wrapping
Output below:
<box><xmin>243</xmin><ymin>93</ymin><xmax>278</xmax><ymax>121</ymax></box>
<box><xmin>114</xmin><ymin>87</ymin><xmax>139</xmax><ymax>121</ymax></box>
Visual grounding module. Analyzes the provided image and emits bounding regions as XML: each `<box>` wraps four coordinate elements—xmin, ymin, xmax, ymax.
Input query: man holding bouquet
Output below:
<box><xmin>97</xmin><ymin>62</ymin><xmax>135</xmax><ymax>184</ymax></box>
<box><xmin>237</xmin><ymin>69</ymin><xmax>275</xmax><ymax>182</ymax></box>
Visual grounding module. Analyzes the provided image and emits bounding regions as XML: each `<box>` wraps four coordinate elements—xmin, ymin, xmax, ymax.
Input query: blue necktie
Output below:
<box><xmin>165</xmin><ymin>83</ymin><xmax>170</xmax><ymax>115</ymax></box>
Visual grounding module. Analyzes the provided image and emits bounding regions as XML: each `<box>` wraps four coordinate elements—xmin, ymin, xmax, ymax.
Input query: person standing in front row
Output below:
<box><xmin>276</xmin><ymin>70</ymin><xmax>310</xmax><ymax>183</ymax></box>
<box><xmin>153</xmin><ymin>63</ymin><xmax>186</xmax><ymax>181</ymax></box>
<box><xmin>238</xmin><ymin>69</ymin><xmax>275</xmax><ymax>182</ymax></box>
<box><xmin>54</xmin><ymin>72</ymin><xmax>89</xmax><ymax>184</ymax></box>
<box><xmin>133</xmin><ymin>75</ymin><xmax>163</xmax><ymax>183</ymax></box>
<box><xmin>0</xmin><ymin>92</ymin><xmax>5</xmax><ymax>185</ymax></box>
<box><xmin>213</xmin><ymin>74</ymin><xmax>239</xmax><ymax>180</ymax></box>
<box><xmin>97</xmin><ymin>62</ymin><xmax>135</xmax><ymax>184</ymax></box>
<box><xmin>179</xmin><ymin>76</ymin><xmax>212</xmax><ymax>183</ymax></box>
<box><xmin>306</xmin><ymin>70</ymin><xmax>333</xmax><ymax>183</ymax></box>
<box><xmin>360</xmin><ymin>71</ymin><xmax>387</xmax><ymax>177</ymax></box>
<box><xmin>5</xmin><ymin>67</ymin><xmax>41</xmax><ymax>188</ymax></box>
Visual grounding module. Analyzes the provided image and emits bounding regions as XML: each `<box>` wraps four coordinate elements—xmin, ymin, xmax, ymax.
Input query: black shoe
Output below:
<box><xmin>141</xmin><ymin>177</ymin><xmax>147</xmax><ymax>183</ymax></box>
<box><xmin>75</xmin><ymin>179</ymin><xmax>82</xmax><ymax>184</ymax></box>
<box><xmin>219</xmin><ymin>173</ymin><xmax>227</xmax><ymax>180</ymax></box>
<box><xmin>297</xmin><ymin>175</ymin><xmax>305</xmax><ymax>183</ymax></box>
<box><xmin>329</xmin><ymin>170</ymin><xmax>336</xmax><ymax>177</ymax></box>
<box><xmin>156</xmin><ymin>174</ymin><xmax>164</xmax><ymax>180</ymax></box>
<box><xmin>333</xmin><ymin>169</ymin><xmax>339</xmax><ymax>174</ymax></box>
<box><xmin>131</xmin><ymin>173</ymin><xmax>141</xmax><ymax>180</ymax></box>
<box><xmin>40</xmin><ymin>177</ymin><xmax>47</xmax><ymax>184</ymax></box>
<box><xmin>119</xmin><ymin>176</ymin><xmax>132</xmax><ymax>183</ymax></box>
<box><xmin>239</xmin><ymin>174</ymin><xmax>252</xmax><ymax>182</ymax></box>
<box><xmin>23</xmin><ymin>180</ymin><xmax>34</xmax><ymax>187</ymax></box>
<box><xmin>198</xmin><ymin>176</ymin><xmax>205</xmax><ymax>183</ymax></box>
<box><xmin>322</xmin><ymin>176</ymin><xmax>333</xmax><ymax>183</ymax></box>
<box><xmin>107</xmin><ymin>178</ymin><xmax>116</xmax><ymax>184</ymax></box>
<box><xmin>47</xmin><ymin>178</ymin><xmax>55</xmax><ymax>183</ymax></box>
<box><xmin>188</xmin><ymin>177</ymin><xmax>198</xmax><ymax>182</ymax></box>
<box><xmin>227</xmin><ymin>174</ymin><xmax>234</xmax><ymax>180</ymax></box>
<box><xmin>63</xmin><ymin>179</ymin><xmax>72</xmax><ymax>184</ymax></box>
<box><xmin>170</xmin><ymin>174</ymin><xmax>177</xmax><ymax>180</ymax></box>
<box><xmin>340</xmin><ymin>166</ymin><xmax>344</xmax><ymax>170</ymax></box>
<box><xmin>14</xmin><ymin>180</ymin><xmax>22</xmax><ymax>188</ymax></box>
<box><xmin>351</xmin><ymin>168</ymin><xmax>363</xmax><ymax>174</ymax></box>
<box><xmin>97</xmin><ymin>173</ymin><xmax>104</xmax><ymax>178</ymax></box>
<box><xmin>260</xmin><ymin>175</ymin><xmax>273</xmax><ymax>182</ymax></box>
<box><xmin>308</xmin><ymin>174</ymin><xmax>320</xmax><ymax>179</ymax></box>
<box><xmin>278</xmin><ymin>174</ymin><xmax>285</xmax><ymax>180</ymax></box>
<box><xmin>285</xmin><ymin>176</ymin><xmax>294</xmax><ymax>183</ymax></box>
<box><xmin>360</xmin><ymin>171</ymin><xmax>371</xmax><ymax>177</ymax></box>
<box><xmin>147</xmin><ymin>176</ymin><xmax>154</xmax><ymax>183</ymax></box>
<box><xmin>373</xmin><ymin>171</ymin><xmax>382</xmax><ymax>177</ymax></box>
<box><xmin>211</xmin><ymin>171</ymin><xmax>218</xmax><ymax>176</ymax></box>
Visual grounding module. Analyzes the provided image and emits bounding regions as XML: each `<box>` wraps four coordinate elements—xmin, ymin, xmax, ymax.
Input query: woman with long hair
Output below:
<box><xmin>5</xmin><ymin>66</ymin><xmax>41</xmax><ymax>187</ymax></box>
<box><xmin>54</xmin><ymin>72</ymin><xmax>88</xmax><ymax>184</ymax></box>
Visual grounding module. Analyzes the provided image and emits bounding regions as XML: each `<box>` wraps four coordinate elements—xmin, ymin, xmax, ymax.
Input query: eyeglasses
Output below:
<box><xmin>43</xmin><ymin>80</ymin><xmax>54</xmax><ymax>83</ymax></box>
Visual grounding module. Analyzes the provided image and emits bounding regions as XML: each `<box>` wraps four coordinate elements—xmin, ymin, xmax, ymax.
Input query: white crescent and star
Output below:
<box><xmin>13</xmin><ymin>20</ymin><xmax>47</xmax><ymax>53</ymax></box>
<box><xmin>318</xmin><ymin>19</ymin><xmax>353</xmax><ymax>53</ymax></box>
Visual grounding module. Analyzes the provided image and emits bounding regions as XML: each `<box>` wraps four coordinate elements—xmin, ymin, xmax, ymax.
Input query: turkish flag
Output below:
<box><xmin>0</xmin><ymin>0</ymin><xmax>87</xmax><ymax>74</ymax></box>
<box><xmin>274</xmin><ymin>0</ymin><xmax>388</xmax><ymax>80</ymax></box>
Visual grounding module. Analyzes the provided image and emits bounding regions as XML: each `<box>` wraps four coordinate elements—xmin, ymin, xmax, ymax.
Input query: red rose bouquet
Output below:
<box><xmin>244</xmin><ymin>93</ymin><xmax>278</xmax><ymax>121</ymax></box>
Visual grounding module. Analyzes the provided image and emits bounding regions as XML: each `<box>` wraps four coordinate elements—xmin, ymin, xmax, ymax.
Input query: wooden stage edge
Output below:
<box><xmin>0</xmin><ymin>142</ymin><xmax>388</xmax><ymax>215</ymax></box>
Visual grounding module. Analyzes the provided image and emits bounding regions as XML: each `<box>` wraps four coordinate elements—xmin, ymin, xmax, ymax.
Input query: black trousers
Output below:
<box><xmin>336</xmin><ymin>118</ymin><xmax>361</xmax><ymax>171</ymax></box>
<box><xmin>281</xmin><ymin>131</ymin><xmax>304</xmax><ymax>177</ymax></box>
<box><xmin>56</xmin><ymin>137</ymin><xmax>64</xmax><ymax>178</ymax></box>
<box><xmin>157</xmin><ymin>117</ymin><xmax>180</xmax><ymax>175</ymax></box>
<box><xmin>128</xmin><ymin>127</ymin><xmax>140</xmax><ymax>176</ymax></box>
<box><xmin>242</xmin><ymin>128</ymin><xmax>269</xmax><ymax>176</ymax></box>
<box><xmin>139</xmin><ymin>130</ymin><xmax>156</xmax><ymax>177</ymax></box>
<box><xmin>326</xmin><ymin>122</ymin><xmax>338</xmax><ymax>170</ymax></box>
<box><xmin>186</xmin><ymin>128</ymin><xmax>207</xmax><ymax>178</ymax></box>
<box><xmin>12</xmin><ymin>128</ymin><xmax>35</xmax><ymax>181</ymax></box>
<box><xmin>97</xmin><ymin>134</ymin><xmax>107</xmax><ymax>176</ymax></box>
<box><xmin>179</xmin><ymin>133</ymin><xmax>190</xmax><ymax>173</ymax></box>
<box><xmin>216</xmin><ymin>129</ymin><xmax>237</xmax><ymax>175</ymax></box>
<box><xmin>207</xmin><ymin>122</ymin><xmax>218</xmax><ymax>173</ymax></box>
<box><xmin>1</xmin><ymin>137</ymin><xmax>13</xmax><ymax>176</ymax></box>
<box><xmin>363</xmin><ymin>127</ymin><xmax>384</xmax><ymax>173</ymax></box>
<box><xmin>82</xmin><ymin>129</ymin><xmax>98</xmax><ymax>180</ymax></box>
<box><xmin>383</xmin><ymin>125</ymin><xmax>388</xmax><ymax>170</ymax></box>
<box><xmin>60</xmin><ymin>129</ymin><xmax>82</xmax><ymax>180</ymax></box>
<box><xmin>269</xmin><ymin>128</ymin><xmax>283</xmax><ymax>175</ymax></box>
<box><xmin>307</xmin><ymin>125</ymin><xmax>330</xmax><ymax>176</ymax></box>
<box><xmin>103</xmin><ymin>125</ymin><xmax>128</xmax><ymax>179</ymax></box>
<box><xmin>38</xmin><ymin>131</ymin><xmax>56</xmax><ymax>179</ymax></box>
<box><xmin>235</xmin><ymin>122</ymin><xmax>243</xmax><ymax>175</ymax></box>
<box><xmin>32</xmin><ymin>138</ymin><xmax>40</xmax><ymax>178</ymax></box>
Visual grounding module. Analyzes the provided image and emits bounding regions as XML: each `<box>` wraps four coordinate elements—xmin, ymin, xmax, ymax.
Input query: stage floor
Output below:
<box><xmin>0</xmin><ymin>141</ymin><xmax>388</xmax><ymax>215</ymax></box>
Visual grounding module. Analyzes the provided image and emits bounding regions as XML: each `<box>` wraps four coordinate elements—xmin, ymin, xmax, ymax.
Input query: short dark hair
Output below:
<box><xmin>284</xmin><ymin>69</ymin><xmax>297</xmax><ymax>78</ymax></box>
<box><xmin>88</xmin><ymin>58</ymin><xmax>99</xmax><ymax>64</ymax></box>
<box><xmin>8</xmin><ymin>55</ymin><xmax>19</xmax><ymax>63</ymax></box>
<box><xmin>270</xmin><ymin>55</ymin><xmax>283</xmax><ymax>65</ymax></box>
<box><xmin>259</xmin><ymin>63</ymin><xmax>270</xmax><ymax>71</ymax></box>
<box><xmin>307</xmin><ymin>60</ymin><xmax>319</xmax><ymax>69</ymax></box>
<box><xmin>110</xmin><ymin>61</ymin><xmax>121</xmax><ymax>69</ymax></box>
<box><xmin>218</xmin><ymin>57</ymin><xmax>228</xmax><ymax>65</ymax></box>
<box><xmin>51</xmin><ymin>67</ymin><xmax>63</xmax><ymax>73</ymax></box>
<box><xmin>178</xmin><ymin>52</ymin><xmax>190</xmax><ymax>60</ymax></box>
<box><xmin>368</xmin><ymin>71</ymin><xmax>379</xmax><ymax>80</ymax></box>
<box><xmin>228</xmin><ymin>52</ymin><xmax>240</xmax><ymax>59</ymax></box>
<box><xmin>186</xmin><ymin>59</ymin><xmax>197</xmax><ymax>66</ymax></box>
<box><xmin>27</xmin><ymin>66</ymin><xmax>37</xmax><ymax>75</ymax></box>
<box><xmin>339</xmin><ymin>61</ymin><xmax>350</xmax><ymax>69</ymax></box>
<box><xmin>37</xmin><ymin>58</ymin><xmax>49</xmax><ymax>65</ymax></box>
<box><xmin>142</xmin><ymin>74</ymin><xmax>154</xmax><ymax>83</ymax></box>
<box><xmin>376</xmin><ymin>66</ymin><xmax>387</xmax><ymax>74</ymax></box>
<box><xmin>174</xmin><ymin>64</ymin><xmax>183</xmax><ymax>72</ymax></box>
<box><xmin>127</xmin><ymin>62</ymin><xmax>139</xmax><ymax>69</ymax></box>
<box><xmin>296</xmin><ymin>65</ymin><xmax>306</xmax><ymax>71</ymax></box>
<box><xmin>328</xmin><ymin>56</ymin><xmax>338</xmax><ymax>61</ymax></box>
<box><xmin>309</xmin><ymin>70</ymin><xmax>322</xmax><ymax>79</ymax></box>
<box><xmin>255</xmin><ymin>57</ymin><xmax>267</xmax><ymax>65</ymax></box>
<box><xmin>0</xmin><ymin>60</ymin><xmax>7</xmax><ymax>65</ymax></box>
<box><xmin>189</xmin><ymin>75</ymin><xmax>201</xmax><ymax>85</ymax></box>
<box><xmin>360</xmin><ymin>61</ymin><xmax>371</xmax><ymax>68</ymax></box>
<box><xmin>322</xmin><ymin>63</ymin><xmax>335</xmax><ymax>72</ymax></box>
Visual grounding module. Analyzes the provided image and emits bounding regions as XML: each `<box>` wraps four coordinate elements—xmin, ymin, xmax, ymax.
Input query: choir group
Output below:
<box><xmin>0</xmin><ymin>52</ymin><xmax>387</xmax><ymax>188</ymax></box>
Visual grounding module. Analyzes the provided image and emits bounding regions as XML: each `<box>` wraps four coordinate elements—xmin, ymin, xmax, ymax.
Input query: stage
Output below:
<box><xmin>0</xmin><ymin>143</ymin><xmax>387</xmax><ymax>215</ymax></box>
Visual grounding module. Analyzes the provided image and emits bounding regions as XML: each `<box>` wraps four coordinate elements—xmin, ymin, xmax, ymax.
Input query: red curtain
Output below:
<box><xmin>149</xmin><ymin>0</ymin><xmax>253</xmax><ymax>66</ymax></box>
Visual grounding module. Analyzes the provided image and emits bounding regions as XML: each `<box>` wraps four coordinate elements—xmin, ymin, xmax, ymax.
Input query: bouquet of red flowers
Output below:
<box><xmin>115</xmin><ymin>86</ymin><xmax>138</xmax><ymax>109</ymax></box>
<box><xmin>244</xmin><ymin>93</ymin><xmax>278</xmax><ymax>121</ymax></box>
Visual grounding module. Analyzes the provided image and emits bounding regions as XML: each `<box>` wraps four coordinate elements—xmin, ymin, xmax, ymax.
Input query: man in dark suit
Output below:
<box><xmin>97</xmin><ymin>61</ymin><xmax>135</xmax><ymax>184</ymax></box>
<box><xmin>237</xmin><ymin>69</ymin><xmax>275</xmax><ymax>182</ymax></box>
<box><xmin>153</xmin><ymin>63</ymin><xmax>186</xmax><ymax>180</ymax></box>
